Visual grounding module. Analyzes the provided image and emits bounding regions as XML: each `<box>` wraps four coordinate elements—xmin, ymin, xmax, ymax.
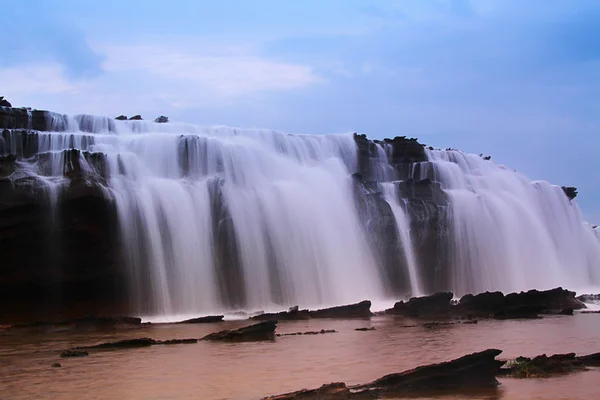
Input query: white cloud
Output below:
<box><xmin>99</xmin><ymin>44</ymin><xmax>323</xmax><ymax>97</ymax></box>
<box><xmin>0</xmin><ymin>63</ymin><xmax>79</xmax><ymax>95</ymax></box>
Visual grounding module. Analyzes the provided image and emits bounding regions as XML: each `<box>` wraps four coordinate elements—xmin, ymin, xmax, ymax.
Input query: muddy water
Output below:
<box><xmin>1</xmin><ymin>313</ymin><xmax>599</xmax><ymax>400</ymax></box>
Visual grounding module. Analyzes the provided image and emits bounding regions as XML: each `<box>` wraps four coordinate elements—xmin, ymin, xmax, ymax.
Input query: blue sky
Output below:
<box><xmin>1</xmin><ymin>0</ymin><xmax>599</xmax><ymax>221</ymax></box>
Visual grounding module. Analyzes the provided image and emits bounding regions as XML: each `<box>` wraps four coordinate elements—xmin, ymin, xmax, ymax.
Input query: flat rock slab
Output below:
<box><xmin>202</xmin><ymin>320</ymin><xmax>277</xmax><ymax>342</ymax></box>
<box><xmin>178</xmin><ymin>315</ymin><xmax>224</xmax><ymax>324</ymax></box>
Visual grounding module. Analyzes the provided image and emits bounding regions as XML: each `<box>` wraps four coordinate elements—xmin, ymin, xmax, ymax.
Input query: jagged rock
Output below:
<box><xmin>355</xmin><ymin>327</ymin><xmax>376</xmax><ymax>331</ymax></box>
<box><xmin>264</xmin><ymin>349</ymin><xmax>504</xmax><ymax>399</ymax></box>
<box><xmin>178</xmin><ymin>315</ymin><xmax>224</xmax><ymax>324</ymax></box>
<box><xmin>577</xmin><ymin>294</ymin><xmax>600</xmax><ymax>303</ymax></box>
<box><xmin>562</xmin><ymin>186</ymin><xmax>578</xmax><ymax>200</ymax></box>
<box><xmin>115</xmin><ymin>115</ymin><xmax>128</xmax><ymax>120</ymax></box>
<box><xmin>0</xmin><ymin>96</ymin><xmax>12</xmax><ymax>107</ymax></box>
<box><xmin>202</xmin><ymin>320</ymin><xmax>277</xmax><ymax>342</ymax></box>
<box><xmin>253</xmin><ymin>301</ymin><xmax>372</xmax><ymax>321</ymax></box>
<box><xmin>60</xmin><ymin>349</ymin><xmax>88</xmax><ymax>358</ymax></box>
<box><xmin>385</xmin><ymin>292</ymin><xmax>453</xmax><ymax>317</ymax></box>
<box><xmin>154</xmin><ymin>116</ymin><xmax>169</xmax><ymax>123</ymax></box>
<box><xmin>128</xmin><ymin>115</ymin><xmax>143</xmax><ymax>120</ymax></box>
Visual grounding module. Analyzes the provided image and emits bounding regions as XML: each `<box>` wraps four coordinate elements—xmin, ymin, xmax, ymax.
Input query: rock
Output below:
<box><xmin>559</xmin><ymin>308</ymin><xmax>574</xmax><ymax>315</ymax></box>
<box><xmin>178</xmin><ymin>315</ymin><xmax>224</xmax><ymax>324</ymax></box>
<box><xmin>386</xmin><ymin>292</ymin><xmax>453</xmax><ymax>317</ymax></box>
<box><xmin>277</xmin><ymin>329</ymin><xmax>337</xmax><ymax>337</ymax></box>
<box><xmin>493</xmin><ymin>306</ymin><xmax>541</xmax><ymax>320</ymax></box>
<box><xmin>156</xmin><ymin>338</ymin><xmax>198</xmax><ymax>345</ymax></box>
<box><xmin>263</xmin><ymin>382</ymin><xmax>350</xmax><ymax>400</ymax></box>
<box><xmin>128</xmin><ymin>115</ymin><xmax>143</xmax><ymax>120</ymax></box>
<box><xmin>77</xmin><ymin>337</ymin><xmax>155</xmax><ymax>349</ymax></box>
<box><xmin>60</xmin><ymin>349</ymin><xmax>88</xmax><ymax>358</ymax></box>
<box><xmin>580</xmin><ymin>310</ymin><xmax>600</xmax><ymax>314</ymax></box>
<box><xmin>51</xmin><ymin>362</ymin><xmax>62</xmax><ymax>368</ymax></box>
<box><xmin>0</xmin><ymin>96</ymin><xmax>12</xmax><ymax>107</ymax></box>
<box><xmin>355</xmin><ymin>327</ymin><xmax>376</xmax><ymax>331</ymax></box>
<box><xmin>577</xmin><ymin>352</ymin><xmax>600</xmax><ymax>366</ymax></box>
<box><xmin>154</xmin><ymin>116</ymin><xmax>169</xmax><ymax>123</ymax></box>
<box><xmin>264</xmin><ymin>349</ymin><xmax>505</xmax><ymax>399</ymax></box>
<box><xmin>115</xmin><ymin>115</ymin><xmax>128</xmax><ymax>120</ymax></box>
<box><xmin>577</xmin><ymin>294</ymin><xmax>600</xmax><ymax>303</ymax></box>
<box><xmin>202</xmin><ymin>320</ymin><xmax>277</xmax><ymax>342</ymax></box>
<box><xmin>423</xmin><ymin>321</ymin><xmax>457</xmax><ymax>328</ymax></box>
<box><xmin>309</xmin><ymin>300</ymin><xmax>373</xmax><ymax>319</ymax></box>
<box><xmin>252</xmin><ymin>301</ymin><xmax>372</xmax><ymax>321</ymax></box>
<box><xmin>501</xmin><ymin>353</ymin><xmax>586</xmax><ymax>378</ymax></box>
<box><xmin>562</xmin><ymin>186</ymin><xmax>578</xmax><ymax>200</ymax></box>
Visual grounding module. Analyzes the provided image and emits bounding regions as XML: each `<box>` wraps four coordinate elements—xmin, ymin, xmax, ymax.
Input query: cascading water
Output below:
<box><xmin>425</xmin><ymin>149</ymin><xmax>600</xmax><ymax>295</ymax></box>
<box><xmin>2</xmin><ymin>110</ymin><xmax>600</xmax><ymax>318</ymax></box>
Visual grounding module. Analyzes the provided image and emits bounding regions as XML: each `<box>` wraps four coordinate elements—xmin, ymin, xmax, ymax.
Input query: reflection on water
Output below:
<box><xmin>1</xmin><ymin>314</ymin><xmax>599</xmax><ymax>399</ymax></box>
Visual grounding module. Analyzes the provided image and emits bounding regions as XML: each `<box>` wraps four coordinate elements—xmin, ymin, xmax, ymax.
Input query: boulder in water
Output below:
<box><xmin>115</xmin><ymin>115</ymin><xmax>128</xmax><ymax>120</ymax></box>
<box><xmin>386</xmin><ymin>292</ymin><xmax>453</xmax><ymax>317</ymax></box>
<box><xmin>202</xmin><ymin>320</ymin><xmax>277</xmax><ymax>342</ymax></box>
<box><xmin>128</xmin><ymin>115</ymin><xmax>143</xmax><ymax>120</ymax></box>
<box><xmin>264</xmin><ymin>349</ymin><xmax>504</xmax><ymax>399</ymax></box>
<box><xmin>178</xmin><ymin>315</ymin><xmax>224</xmax><ymax>324</ymax></box>
<box><xmin>154</xmin><ymin>115</ymin><xmax>169</xmax><ymax>123</ymax></box>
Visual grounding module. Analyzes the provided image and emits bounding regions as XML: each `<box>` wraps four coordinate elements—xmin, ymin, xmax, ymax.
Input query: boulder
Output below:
<box><xmin>202</xmin><ymin>320</ymin><xmax>277</xmax><ymax>342</ymax></box>
<box><xmin>385</xmin><ymin>292</ymin><xmax>453</xmax><ymax>317</ymax></box>
<box><xmin>128</xmin><ymin>115</ymin><xmax>143</xmax><ymax>120</ymax></box>
<box><xmin>178</xmin><ymin>315</ymin><xmax>224</xmax><ymax>324</ymax></box>
<box><xmin>562</xmin><ymin>186</ymin><xmax>578</xmax><ymax>200</ymax></box>
<box><xmin>115</xmin><ymin>115</ymin><xmax>128</xmax><ymax>120</ymax></box>
<box><xmin>154</xmin><ymin>116</ymin><xmax>169</xmax><ymax>123</ymax></box>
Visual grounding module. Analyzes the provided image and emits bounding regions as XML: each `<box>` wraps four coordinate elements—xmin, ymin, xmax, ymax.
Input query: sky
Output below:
<box><xmin>1</xmin><ymin>0</ymin><xmax>599</xmax><ymax>221</ymax></box>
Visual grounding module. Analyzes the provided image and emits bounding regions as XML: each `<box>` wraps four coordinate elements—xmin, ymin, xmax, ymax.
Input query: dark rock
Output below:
<box><xmin>277</xmin><ymin>329</ymin><xmax>337</xmax><ymax>337</ymax></box>
<box><xmin>501</xmin><ymin>353</ymin><xmax>586</xmax><ymax>378</ymax></box>
<box><xmin>562</xmin><ymin>186</ymin><xmax>578</xmax><ymax>200</ymax></box>
<box><xmin>577</xmin><ymin>352</ymin><xmax>600</xmax><ymax>366</ymax></box>
<box><xmin>51</xmin><ymin>362</ymin><xmax>62</xmax><ymax>368</ymax></box>
<box><xmin>128</xmin><ymin>115</ymin><xmax>143</xmax><ymax>120</ymax></box>
<box><xmin>386</xmin><ymin>292</ymin><xmax>453</xmax><ymax>317</ymax></box>
<box><xmin>60</xmin><ymin>349</ymin><xmax>88</xmax><ymax>358</ymax></box>
<box><xmin>154</xmin><ymin>116</ymin><xmax>169</xmax><ymax>123</ymax></box>
<box><xmin>355</xmin><ymin>327</ymin><xmax>376</xmax><ymax>331</ymax></box>
<box><xmin>309</xmin><ymin>300</ymin><xmax>373</xmax><ymax>319</ymax></box>
<box><xmin>202</xmin><ymin>320</ymin><xmax>277</xmax><ymax>342</ymax></box>
<box><xmin>423</xmin><ymin>321</ymin><xmax>457</xmax><ymax>328</ymax></box>
<box><xmin>178</xmin><ymin>315</ymin><xmax>224</xmax><ymax>324</ymax></box>
<box><xmin>263</xmin><ymin>382</ymin><xmax>349</xmax><ymax>400</ymax></box>
<box><xmin>252</xmin><ymin>301</ymin><xmax>372</xmax><ymax>321</ymax></box>
<box><xmin>581</xmin><ymin>310</ymin><xmax>600</xmax><ymax>314</ymax></box>
<box><xmin>0</xmin><ymin>96</ymin><xmax>12</xmax><ymax>107</ymax></box>
<box><xmin>156</xmin><ymin>338</ymin><xmax>198</xmax><ymax>345</ymax></box>
<box><xmin>265</xmin><ymin>349</ymin><xmax>505</xmax><ymax>399</ymax></box>
<box><xmin>559</xmin><ymin>308</ymin><xmax>574</xmax><ymax>315</ymax></box>
<box><xmin>77</xmin><ymin>337</ymin><xmax>155</xmax><ymax>349</ymax></box>
<box><xmin>115</xmin><ymin>115</ymin><xmax>128</xmax><ymax>120</ymax></box>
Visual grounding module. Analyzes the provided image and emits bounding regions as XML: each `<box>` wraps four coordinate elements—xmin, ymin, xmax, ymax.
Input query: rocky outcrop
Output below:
<box><xmin>0</xmin><ymin>97</ymin><xmax>12</xmax><ymax>107</ymax></box>
<box><xmin>252</xmin><ymin>301</ymin><xmax>372</xmax><ymax>321</ymax></box>
<box><xmin>115</xmin><ymin>115</ymin><xmax>128</xmax><ymax>120</ymax></box>
<box><xmin>263</xmin><ymin>349</ymin><xmax>505</xmax><ymax>399</ymax></box>
<box><xmin>202</xmin><ymin>320</ymin><xmax>277</xmax><ymax>342</ymax></box>
<box><xmin>562</xmin><ymin>186</ymin><xmax>578</xmax><ymax>200</ymax></box>
<box><xmin>128</xmin><ymin>115</ymin><xmax>143</xmax><ymax>120</ymax></box>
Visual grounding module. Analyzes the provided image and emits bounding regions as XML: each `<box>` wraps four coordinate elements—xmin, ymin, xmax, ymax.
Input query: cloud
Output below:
<box><xmin>0</xmin><ymin>63</ymin><xmax>79</xmax><ymax>95</ymax></box>
<box><xmin>98</xmin><ymin>44</ymin><xmax>323</xmax><ymax>97</ymax></box>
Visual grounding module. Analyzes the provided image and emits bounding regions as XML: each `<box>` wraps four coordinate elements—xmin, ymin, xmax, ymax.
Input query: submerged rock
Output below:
<box><xmin>178</xmin><ymin>315</ymin><xmax>224</xmax><ymax>324</ymax></box>
<box><xmin>276</xmin><ymin>329</ymin><xmax>337</xmax><ymax>337</ymax></box>
<box><xmin>355</xmin><ymin>327</ymin><xmax>376</xmax><ymax>331</ymax></box>
<box><xmin>264</xmin><ymin>349</ymin><xmax>504</xmax><ymax>399</ymax></box>
<box><xmin>202</xmin><ymin>320</ymin><xmax>277</xmax><ymax>342</ymax></box>
<box><xmin>60</xmin><ymin>349</ymin><xmax>88</xmax><ymax>358</ymax></box>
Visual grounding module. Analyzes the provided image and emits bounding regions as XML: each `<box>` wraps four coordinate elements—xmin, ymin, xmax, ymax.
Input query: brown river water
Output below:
<box><xmin>1</xmin><ymin>313</ymin><xmax>599</xmax><ymax>400</ymax></box>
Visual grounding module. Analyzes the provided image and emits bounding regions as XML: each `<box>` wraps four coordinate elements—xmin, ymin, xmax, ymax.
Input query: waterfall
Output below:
<box><xmin>426</xmin><ymin>148</ymin><xmax>600</xmax><ymax>295</ymax></box>
<box><xmin>1</xmin><ymin>112</ymin><xmax>600</xmax><ymax>317</ymax></box>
